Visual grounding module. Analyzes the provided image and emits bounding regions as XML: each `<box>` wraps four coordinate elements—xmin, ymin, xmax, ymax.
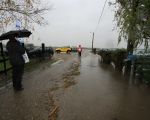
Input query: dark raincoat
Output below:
<box><xmin>6</xmin><ymin>39</ymin><xmax>25</xmax><ymax>66</ymax></box>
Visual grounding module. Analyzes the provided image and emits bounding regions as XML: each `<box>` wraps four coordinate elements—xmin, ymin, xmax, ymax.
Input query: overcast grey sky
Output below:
<box><xmin>29</xmin><ymin>0</ymin><xmax>126</xmax><ymax>48</ymax></box>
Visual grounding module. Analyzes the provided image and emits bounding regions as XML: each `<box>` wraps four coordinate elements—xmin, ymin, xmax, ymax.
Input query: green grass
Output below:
<box><xmin>0</xmin><ymin>59</ymin><xmax>12</xmax><ymax>71</ymax></box>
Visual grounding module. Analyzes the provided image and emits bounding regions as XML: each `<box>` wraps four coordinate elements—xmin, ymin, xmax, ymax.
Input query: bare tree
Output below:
<box><xmin>0</xmin><ymin>0</ymin><xmax>51</xmax><ymax>31</ymax></box>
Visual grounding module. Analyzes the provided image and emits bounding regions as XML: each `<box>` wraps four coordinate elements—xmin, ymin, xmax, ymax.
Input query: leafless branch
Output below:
<box><xmin>0</xmin><ymin>0</ymin><xmax>51</xmax><ymax>29</ymax></box>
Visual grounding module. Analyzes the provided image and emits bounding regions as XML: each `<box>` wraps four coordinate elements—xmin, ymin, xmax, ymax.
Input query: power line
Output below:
<box><xmin>95</xmin><ymin>0</ymin><xmax>108</xmax><ymax>32</ymax></box>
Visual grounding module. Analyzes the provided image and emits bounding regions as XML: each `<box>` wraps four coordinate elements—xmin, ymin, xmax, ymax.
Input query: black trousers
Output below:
<box><xmin>78</xmin><ymin>52</ymin><xmax>81</xmax><ymax>56</ymax></box>
<box><xmin>12</xmin><ymin>64</ymin><xmax>24</xmax><ymax>89</ymax></box>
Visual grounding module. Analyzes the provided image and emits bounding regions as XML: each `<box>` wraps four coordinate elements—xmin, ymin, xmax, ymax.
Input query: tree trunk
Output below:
<box><xmin>125</xmin><ymin>40</ymin><xmax>134</xmax><ymax>75</ymax></box>
<box><xmin>125</xmin><ymin>0</ymin><xmax>140</xmax><ymax>76</ymax></box>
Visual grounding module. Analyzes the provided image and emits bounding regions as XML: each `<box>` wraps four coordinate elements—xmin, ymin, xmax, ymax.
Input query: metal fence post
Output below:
<box><xmin>42</xmin><ymin>43</ymin><xmax>45</xmax><ymax>60</ymax></box>
<box><xmin>0</xmin><ymin>42</ymin><xmax>7</xmax><ymax>75</ymax></box>
<box><xmin>0</xmin><ymin>42</ymin><xmax>3</xmax><ymax>56</ymax></box>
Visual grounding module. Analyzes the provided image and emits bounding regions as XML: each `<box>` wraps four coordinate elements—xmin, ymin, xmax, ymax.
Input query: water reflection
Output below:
<box><xmin>77</xmin><ymin>55</ymin><xmax>81</xmax><ymax>64</ymax></box>
<box><xmin>58</xmin><ymin>54</ymin><xmax>150</xmax><ymax>120</ymax></box>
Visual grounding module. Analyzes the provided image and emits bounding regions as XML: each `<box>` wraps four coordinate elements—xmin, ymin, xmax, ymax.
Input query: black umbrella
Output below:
<box><xmin>0</xmin><ymin>29</ymin><xmax>32</xmax><ymax>40</ymax></box>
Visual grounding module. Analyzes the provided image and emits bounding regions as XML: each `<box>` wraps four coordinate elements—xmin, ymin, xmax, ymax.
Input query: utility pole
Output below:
<box><xmin>92</xmin><ymin>32</ymin><xmax>94</xmax><ymax>51</ymax></box>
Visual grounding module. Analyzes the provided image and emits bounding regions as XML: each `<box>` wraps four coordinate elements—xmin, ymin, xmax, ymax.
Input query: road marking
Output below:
<box><xmin>51</xmin><ymin>59</ymin><xmax>64</xmax><ymax>66</ymax></box>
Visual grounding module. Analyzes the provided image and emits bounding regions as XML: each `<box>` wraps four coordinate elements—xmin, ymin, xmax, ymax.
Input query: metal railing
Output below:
<box><xmin>0</xmin><ymin>42</ymin><xmax>12</xmax><ymax>75</ymax></box>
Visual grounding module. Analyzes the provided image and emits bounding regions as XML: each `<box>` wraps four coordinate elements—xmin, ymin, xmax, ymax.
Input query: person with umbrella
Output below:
<box><xmin>0</xmin><ymin>29</ymin><xmax>32</xmax><ymax>91</ymax></box>
<box><xmin>6</xmin><ymin>34</ymin><xmax>26</xmax><ymax>91</ymax></box>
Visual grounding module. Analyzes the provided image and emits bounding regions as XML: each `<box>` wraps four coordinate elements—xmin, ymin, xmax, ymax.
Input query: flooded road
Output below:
<box><xmin>0</xmin><ymin>51</ymin><xmax>150</xmax><ymax>120</ymax></box>
<box><xmin>57</xmin><ymin>53</ymin><xmax>150</xmax><ymax>120</ymax></box>
<box><xmin>0</xmin><ymin>53</ymin><xmax>77</xmax><ymax>120</ymax></box>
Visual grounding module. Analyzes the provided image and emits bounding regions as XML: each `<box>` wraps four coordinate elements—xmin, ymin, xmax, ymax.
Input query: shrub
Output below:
<box><xmin>111</xmin><ymin>49</ymin><xmax>127</xmax><ymax>71</ymax></box>
<box><xmin>98</xmin><ymin>49</ymin><xmax>112</xmax><ymax>64</ymax></box>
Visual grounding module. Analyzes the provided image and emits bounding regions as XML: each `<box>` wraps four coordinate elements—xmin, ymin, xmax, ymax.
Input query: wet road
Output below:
<box><xmin>57</xmin><ymin>53</ymin><xmax>150</xmax><ymax>120</ymax></box>
<box><xmin>0</xmin><ymin>51</ymin><xmax>150</xmax><ymax>120</ymax></box>
<box><xmin>0</xmin><ymin>53</ymin><xmax>77</xmax><ymax>120</ymax></box>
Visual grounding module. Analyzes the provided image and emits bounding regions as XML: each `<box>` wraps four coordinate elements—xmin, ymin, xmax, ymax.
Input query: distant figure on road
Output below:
<box><xmin>6</xmin><ymin>35</ymin><xmax>25</xmax><ymax>91</ymax></box>
<box><xmin>77</xmin><ymin>45</ymin><xmax>82</xmax><ymax>56</ymax></box>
